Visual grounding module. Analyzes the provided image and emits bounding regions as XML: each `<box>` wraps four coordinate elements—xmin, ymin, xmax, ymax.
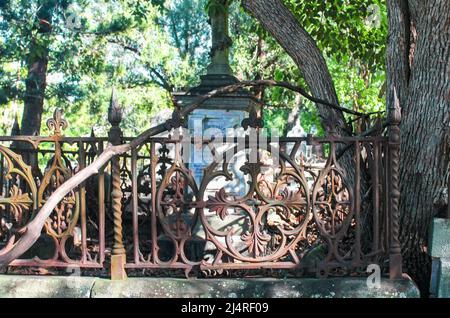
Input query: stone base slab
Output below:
<box><xmin>0</xmin><ymin>275</ymin><xmax>419</xmax><ymax>298</ymax></box>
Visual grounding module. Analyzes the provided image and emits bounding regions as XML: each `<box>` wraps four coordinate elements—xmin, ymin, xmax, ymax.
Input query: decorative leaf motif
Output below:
<box><xmin>240</xmin><ymin>162</ymin><xmax>261</xmax><ymax>178</ymax></box>
<box><xmin>0</xmin><ymin>185</ymin><xmax>33</xmax><ymax>224</ymax></box>
<box><xmin>241</xmin><ymin>230</ymin><xmax>271</xmax><ymax>257</ymax></box>
<box><xmin>206</xmin><ymin>188</ymin><xmax>230</xmax><ymax>220</ymax></box>
<box><xmin>277</xmin><ymin>187</ymin><xmax>303</xmax><ymax>204</ymax></box>
<box><xmin>39</xmin><ymin>162</ymin><xmax>79</xmax><ymax>238</ymax></box>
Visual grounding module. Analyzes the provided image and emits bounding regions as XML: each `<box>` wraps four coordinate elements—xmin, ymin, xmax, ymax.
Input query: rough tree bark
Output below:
<box><xmin>387</xmin><ymin>0</ymin><xmax>450</xmax><ymax>295</ymax></box>
<box><xmin>21</xmin><ymin>49</ymin><xmax>48</xmax><ymax>137</ymax></box>
<box><xmin>20</xmin><ymin>3</ymin><xmax>53</xmax><ymax>136</ymax></box>
<box><xmin>241</xmin><ymin>0</ymin><xmax>349</xmax><ymax>136</ymax></box>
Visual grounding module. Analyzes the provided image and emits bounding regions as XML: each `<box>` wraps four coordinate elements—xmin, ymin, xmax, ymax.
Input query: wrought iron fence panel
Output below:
<box><xmin>0</xmin><ymin>109</ymin><xmax>399</xmax><ymax>278</ymax></box>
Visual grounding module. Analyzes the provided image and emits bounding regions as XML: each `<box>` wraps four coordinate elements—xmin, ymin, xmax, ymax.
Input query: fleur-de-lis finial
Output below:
<box><xmin>108</xmin><ymin>88</ymin><xmax>122</xmax><ymax>127</ymax></box>
<box><xmin>47</xmin><ymin>109</ymin><xmax>68</xmax><ymax>136</ymax></box>
<box><xmin>241</xmin><ymin>106</ymin><xmax>263</xmax><ymax>129</ymax></box>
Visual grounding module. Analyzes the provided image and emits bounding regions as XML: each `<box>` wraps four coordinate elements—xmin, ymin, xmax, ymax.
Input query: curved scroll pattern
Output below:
<box><xmin>39</xmin><ymin>111</ymin><xmax>80</xmax><ymax>241</ymax></box>
<box><xmin>198</xmin><ymin>145</ymin><xmax>311</xmax><ymax>267</ymax></box>
<box><xmin>38</xmin><ymin>156</ymin><xmax>79</xmax><ymax>239</ymax></box>
<box><xmin>0</xmin><ymin>108</ymin><xmax>387</xmax><ymax>277</ymax></box>
<box><xmin>0</xmin><ymin>146</ymin><xmax>38</xmax><ymax>237</ymax></box>
<box><xmin>0</xmin><ymin>109</ymin><xmax>107</xmax><ymax>269</ymax></box>
<box><xmin>312</xmin><ymin>142</ymin><xmax>354</xmax><ymax>274</ymax></box>
<box><xmin>154</xmin><ymin>157</ymin><xmax>200</xmax><ymax>265</ymax></box>
<box><xmin>14</xmin><ymin>109</ymin><xmax>82</xmax><ymax>265</ymax></box>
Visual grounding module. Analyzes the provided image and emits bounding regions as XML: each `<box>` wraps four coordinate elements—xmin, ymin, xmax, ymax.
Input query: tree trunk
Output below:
<box><xmin>21</xmin><ymin>52</ymin><xmax>48</xmax><ymax>136</ymax></box>
<box><xmin>388</xmin><ymin>0</ymin><xmax>450</xmax><ymax>296</ymax></box>
<box><xmin>244</xmin><ymin>0</ymin><xmax>449</xmax><ymax>296</ymax></box>
<box><xmin>241</xmin><ymin>0</ymin><xmax>366</xmax><ymax>193</ymax></box>
<box><xmin>20</xmin><ymin>4</ymin><xmax>53</xmax><ymax>136</ymax></box>
<box><xmin>241</xmin><ymin>0</ymin><xmax>349</xmax><ymax>136</ymax></box>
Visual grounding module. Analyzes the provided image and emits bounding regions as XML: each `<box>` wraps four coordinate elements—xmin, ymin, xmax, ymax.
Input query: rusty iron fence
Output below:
<box><xmin>0</xmin><ymin>111</ymin><xmax>108</xmax><ymax>270</ymax></box>
<box><xmin>0</xmin><ymin>106</ymin><xmax>403</xmax><ymax>279</ymax></box>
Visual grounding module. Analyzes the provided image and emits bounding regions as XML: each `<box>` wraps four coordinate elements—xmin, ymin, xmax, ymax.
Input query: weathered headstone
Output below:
<box><xmin>429</xmin><ymin>218</ymin><xmax>450</xmax><ymax>297</ymax></box>
<box><xmin>173</xmin><ymin>0</ymin><xmax>258</xmax><ymax>194</ymax></box>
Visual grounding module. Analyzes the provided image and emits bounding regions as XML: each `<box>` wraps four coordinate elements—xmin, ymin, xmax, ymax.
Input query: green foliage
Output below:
<box><xmin>285</xmin><ymin>0</ymin><xmax>387</xmax><ymax>72</ymax></box>
<box><xmin>230</xmin><ymin>0</ymin><xmax>386</xmax><ymax>135</ymax></box>
<box><xmin>0</xmin><ymin>0</ymin><xmax>387</xmax><ymax>138</ymax></box>
<box><xmin>0</xmin><ymin>0</ymin><xmax>210</xmax><ymax>136</ymax></box>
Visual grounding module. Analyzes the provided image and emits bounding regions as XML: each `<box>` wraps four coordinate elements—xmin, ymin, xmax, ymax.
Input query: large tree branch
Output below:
<box><xmin>0</xmin><ymin>78</ymin><xmax>375</xmax><ymax>266</ymax></box>
<box><xmin>108</xmin><ymin>38</ymin><xmax>174</xmax><ymax>92</ymax></box>
<box><xmin>386</xmin><ymin>0</ymin><xmax>411</xmax><ymax>109</ymax></box>
<box><xmin>241</xmin><ymin>0</ymin><xmax>349</xmax><ymax>136</ymax></box>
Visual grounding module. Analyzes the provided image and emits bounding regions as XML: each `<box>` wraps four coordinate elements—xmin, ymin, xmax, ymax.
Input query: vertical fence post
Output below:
<box><xmin>388</xmin><ymin>91</ymin><xmax>403</xmax><ymax>279</ymax></box>
<box><xmin>108</xmin><ymin>89</ymin><xmax>127</xmax><ymax>280</ymax></box>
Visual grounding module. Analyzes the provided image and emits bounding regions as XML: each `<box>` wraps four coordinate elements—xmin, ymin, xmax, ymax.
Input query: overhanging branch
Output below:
<box><xmin>0</xmin><ymin>79</ymin><xmax>377</xmax><ymax>265</ymax></box>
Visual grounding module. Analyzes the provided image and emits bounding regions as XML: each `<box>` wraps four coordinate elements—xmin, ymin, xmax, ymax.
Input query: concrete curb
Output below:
<box><xmin>0</xmin><ymin>275</ymin><xmax>419</xmax><ymax>298</ymax></box>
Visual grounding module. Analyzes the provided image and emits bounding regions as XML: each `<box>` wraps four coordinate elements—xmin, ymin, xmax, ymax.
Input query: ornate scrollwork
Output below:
<box><xmin>39</xmin><ymin>110</ymin><xmax>80</xmax><ymax>241</ymax></box>
<box><xmin>0</xmin><ymin>146</ymin><xmax>37</xmax><ymax>237</ymax></box>
<box><xmin>155</xmin><ymin>157</ymin><xmax>199</xmax><ymax>264</ymax></box>
<box><xmin>198</xmin><ymin>145</ymin><xmax>311</xmax><ymax>266</ymax></box>
<box><xmin>38</xmin><ymin>161</ymin><xmax>79</xmax><ymax>239</ymax></box>
<box><xmin>312</xmin><ymin>142</ymin><xmax>354</xmax><ymax>270</ymax></box>
<box><xmin>0</xmin><ymin>106</ymin><xmax>387</xmax><ymax>277</ymax></box>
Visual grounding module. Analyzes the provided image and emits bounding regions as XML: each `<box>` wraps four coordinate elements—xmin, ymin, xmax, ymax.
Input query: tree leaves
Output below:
<box><xmin>0</xmin><ymin>0</ymin><xmax>387</xmax><ymax>139</ymax></box>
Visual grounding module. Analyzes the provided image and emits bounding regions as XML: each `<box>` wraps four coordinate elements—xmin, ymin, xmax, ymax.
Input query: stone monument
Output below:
<box><xmin>173</xmin><ymin>0</ymin><xmax>259</xmax><ymax>191</ymax></box>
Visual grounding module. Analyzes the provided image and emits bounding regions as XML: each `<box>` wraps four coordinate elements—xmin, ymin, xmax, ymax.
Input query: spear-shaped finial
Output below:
<box><xmin>388</xmin><ymin>86</ymin><xmax>402</xmax><ymax>125</ymax></box>
<box><xmin>108</xmin><ymin>88</ymin><xmax>122</xmax><ymax>127</ymax></box>
<box><xmin>11</xmin><ymin>115</ymin><xmax>20</xmax><ymax>136</ymax></box>
<box><xmin>108</xmin><ymin>88</ymin><xmax>123</xmax><ymax>145</ymax></box>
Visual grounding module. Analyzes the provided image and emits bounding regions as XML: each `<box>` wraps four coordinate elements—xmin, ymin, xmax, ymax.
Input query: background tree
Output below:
<box><xmin>1</xmin><ymin>0</ymin><xmax>386</xmax><ymax>137</ymax></box>
<box><xmin>0</xmin><ymin>0</ymin><xmax>210</xmax><ymax>136</ymax></box>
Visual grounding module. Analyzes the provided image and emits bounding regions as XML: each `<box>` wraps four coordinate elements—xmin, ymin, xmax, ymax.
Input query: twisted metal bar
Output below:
<box><xmin>111</xmin><ymin>156</ymin><xmax>125</xmax><ymax>255</ymax></box>
<box><xmin>108</xmin><ymin>89</ymin><xmax>127</xmax><ymax>279</ymax></box>
<box><xmin>388</xmin><ymin>88</ymin><xmax>403</xmax><ymax>279</ymax></box>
